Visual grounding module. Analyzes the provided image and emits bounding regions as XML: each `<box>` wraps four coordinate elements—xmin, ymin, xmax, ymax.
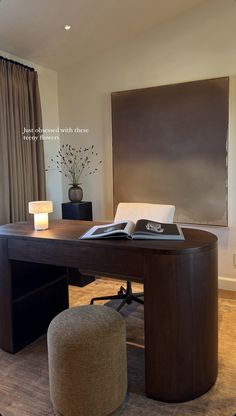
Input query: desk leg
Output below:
<box><xmin>0</xmin><ymin>238</ymin><xmax>14</xmax><ymax>352</ymax></box>
<box><xmin>144</xmin><ymin>247</ymin><xmax>218</xmax><ymax>402</ymax></box>
<box><xmin>0</xmin><ymin>237</ymin><xmax>69</xmax><ymax>353</ymax></box>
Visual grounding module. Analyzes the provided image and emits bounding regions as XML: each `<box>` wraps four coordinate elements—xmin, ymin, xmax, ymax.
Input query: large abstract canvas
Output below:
<box><xmin>111</xmin><ymin>77</ymin><xmax>229</xmax><ymax>225</ymax></box>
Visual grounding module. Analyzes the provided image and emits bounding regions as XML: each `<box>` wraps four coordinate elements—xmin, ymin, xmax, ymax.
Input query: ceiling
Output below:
<box><xmin>0</xmin><ymin>0</ymin><xmax>209</xmax><ymax>71</ymax></box>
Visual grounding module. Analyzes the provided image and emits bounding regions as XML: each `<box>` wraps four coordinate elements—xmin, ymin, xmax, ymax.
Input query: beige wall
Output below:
<box><xmin>58</xmin><ymin>0</ymin><xmax>236</xmax><ymax>284</ymax></box>
<box><xmin>0</xmin><ymin>49</ymin><xmax>62</xmax><ymax>218</ymax></box>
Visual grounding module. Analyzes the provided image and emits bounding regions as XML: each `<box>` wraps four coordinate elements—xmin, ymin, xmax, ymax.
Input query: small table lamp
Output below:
<box><xmin>29</xmin><ymin>201</ymin><xmax>53</xmax><ymax>230</ymax></box>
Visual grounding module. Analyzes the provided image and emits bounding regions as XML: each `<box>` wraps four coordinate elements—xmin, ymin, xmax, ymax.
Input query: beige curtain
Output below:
<box><xmin>0</xmin><ymin>58</ymin><xmax>46</xmax><ymax>224</ymax></box>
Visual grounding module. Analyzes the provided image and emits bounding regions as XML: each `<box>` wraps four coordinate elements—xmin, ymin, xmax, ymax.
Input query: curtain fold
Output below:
<box><xmin>0</xmin><ymin>58</ymin><xmax>46</xmax><ymax>224</ymax></box>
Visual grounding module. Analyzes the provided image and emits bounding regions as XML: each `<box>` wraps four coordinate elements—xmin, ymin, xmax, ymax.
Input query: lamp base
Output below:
<box><xmin>34</xmin><ymin>213</ymin><xmax>49</xmax><ymax>230</ymax></box>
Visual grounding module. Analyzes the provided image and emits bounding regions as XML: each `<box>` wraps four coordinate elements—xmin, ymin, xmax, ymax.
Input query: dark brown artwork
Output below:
<box><xmin>111</xmin><ymin>77</ymin><xmax>229</xmax><ymax>225</ymax></box>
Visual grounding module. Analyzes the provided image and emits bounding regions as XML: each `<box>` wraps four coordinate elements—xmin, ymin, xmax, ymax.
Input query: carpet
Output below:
<box><xmin>0</xmin><ymin>278</ymin><xmax>235</xmax><ymax>416</ymax></box>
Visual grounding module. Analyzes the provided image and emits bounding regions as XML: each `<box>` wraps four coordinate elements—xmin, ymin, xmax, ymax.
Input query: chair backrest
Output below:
<box><xmin>114</xmin><ymin>203</ymin><xmax>175</xmax><ymax>224</ymax></box>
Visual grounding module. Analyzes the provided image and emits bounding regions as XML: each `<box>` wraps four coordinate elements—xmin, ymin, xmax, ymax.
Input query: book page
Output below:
<box><xmin>80</xmin><ymin>220</ymin><xmax>135</xmax><ymax>239</ymax></box>
<box><xmin>132</xmin><ymin>219</ymin><xmax>184</xmax><ymax>240</ymax></box>
<box><xmin>134</xmin><ymin>219</ymin><xmax>164</xmax><ymax>235</ymax></box>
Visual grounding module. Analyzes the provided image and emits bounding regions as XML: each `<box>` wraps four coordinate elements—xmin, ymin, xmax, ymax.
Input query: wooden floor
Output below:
<box><xmin>219</xmin><ymin>288</ymin><xmax>236</xmax><ymax>300</ymax></box>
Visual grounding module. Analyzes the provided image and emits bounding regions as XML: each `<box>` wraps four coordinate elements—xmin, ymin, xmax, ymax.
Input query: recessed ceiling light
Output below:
<box><xmin>64</xmin><ymin>25</ymin><xmax>71</xmax><ymax>31</ymax></box>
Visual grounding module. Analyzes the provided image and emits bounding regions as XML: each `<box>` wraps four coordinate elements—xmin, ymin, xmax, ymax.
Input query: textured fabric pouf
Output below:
<box><xmin>47</xmin><ymin>305</ymin><xmax>127</xmax><ymax>416</ymax></box>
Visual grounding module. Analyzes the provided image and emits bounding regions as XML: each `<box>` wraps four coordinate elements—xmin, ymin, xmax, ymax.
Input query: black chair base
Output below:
<box><xmin>90</xmin><ymin>281</ymin><xmax>144</xmax><ymax>312</ymax></box>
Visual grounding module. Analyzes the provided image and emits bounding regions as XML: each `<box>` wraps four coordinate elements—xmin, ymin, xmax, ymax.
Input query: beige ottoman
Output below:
<box><xmin>47</xmin><ymin>305</ymin><xmax>127</xmax><ymax>416</ymax></box>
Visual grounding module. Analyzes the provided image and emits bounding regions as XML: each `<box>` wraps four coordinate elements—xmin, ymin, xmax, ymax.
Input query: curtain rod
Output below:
<box><xmin>0</xmin><ymin>56</ymin><xmax>35</xmax><ymax>72</ymax></box>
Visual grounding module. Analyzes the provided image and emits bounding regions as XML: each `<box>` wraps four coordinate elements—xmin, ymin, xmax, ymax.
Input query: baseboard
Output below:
<box><xmin>218</xmin><ymin>276</ymin><xmax>236</xmax><ymax>291</ymax></box>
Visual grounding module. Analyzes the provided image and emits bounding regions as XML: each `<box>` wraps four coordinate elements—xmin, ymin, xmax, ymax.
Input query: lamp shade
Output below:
<box><xmin>29</xmin><ymin>201</ymin><xmax>53</xmax><ymax>214</ymax></box>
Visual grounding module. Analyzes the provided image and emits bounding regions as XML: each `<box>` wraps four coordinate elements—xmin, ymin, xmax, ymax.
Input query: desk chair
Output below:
<box><xmin>90</xmin><ymin>202</ymin><xmax>175</xmax><ymax>311</ymax></box>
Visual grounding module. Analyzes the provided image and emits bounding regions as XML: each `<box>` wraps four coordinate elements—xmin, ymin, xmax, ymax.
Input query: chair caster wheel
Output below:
<box><xmin>118</xmin><ymin>286</ymin><xmax>126</xmax><ymax>295</ymax></box>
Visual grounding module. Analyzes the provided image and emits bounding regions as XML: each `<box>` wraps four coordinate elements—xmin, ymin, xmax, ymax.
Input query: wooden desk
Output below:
<box><xmin>0</xmin><ymin>220</ymin><xmax>218</xmax><ymax>403</ymax></box>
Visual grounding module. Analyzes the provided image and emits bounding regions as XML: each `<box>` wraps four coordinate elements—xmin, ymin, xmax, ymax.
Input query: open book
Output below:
<box><xmin>80</xmin><ymin>219</ymin><xmax>185</xmax><ymax>240</ymax></box>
